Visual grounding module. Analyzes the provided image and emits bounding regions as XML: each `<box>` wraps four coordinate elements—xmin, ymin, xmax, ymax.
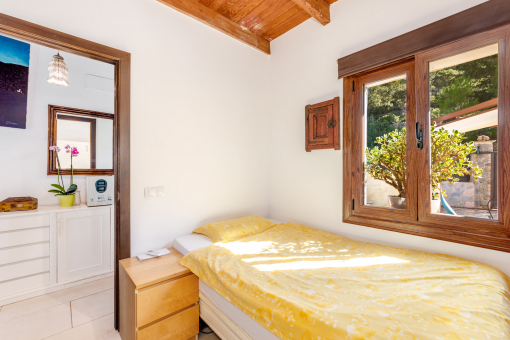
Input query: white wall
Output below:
<box><xmin>0</xmin><ymin>0</ymin><xmax>271</xmax><ymax>256</ymax></box>
<box><xmin>267</xmin><ymin>0</ymin><xmax>510</xmax><ymax>277</ymax></box>
<box><xmin>0</xmin><ymin>43</ymin><xmax>114</xmax><ymax>205</ymax></box>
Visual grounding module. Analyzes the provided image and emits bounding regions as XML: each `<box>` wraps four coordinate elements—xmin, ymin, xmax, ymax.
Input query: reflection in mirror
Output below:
<box><xmin>48</xmin><ymin>105</ymin><xmax>114</xmax><ymax>175</ymax></box>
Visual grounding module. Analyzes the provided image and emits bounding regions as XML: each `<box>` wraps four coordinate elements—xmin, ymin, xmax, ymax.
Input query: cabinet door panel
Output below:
<box><xmin>57</xmin><ymin>207</ymin><xmax>111</xmax><ymax>282</ymax></box>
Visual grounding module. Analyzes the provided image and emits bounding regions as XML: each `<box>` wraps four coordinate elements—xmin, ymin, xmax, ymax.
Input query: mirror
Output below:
<box><xmin>48</xmin><ymin>105</ymin><xmax>114</xmax><ymax>175</ymax></box>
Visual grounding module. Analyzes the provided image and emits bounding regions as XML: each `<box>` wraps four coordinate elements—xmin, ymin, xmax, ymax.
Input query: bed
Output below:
<box><xmin>174</xmin><ymin>219</ymin><xmax>283</xmax><ymax>340</ymax></box>
<box><xmin>175</xmin><ymin>221</ymin><xmax>510</xmax><ymax>340</ymax></box>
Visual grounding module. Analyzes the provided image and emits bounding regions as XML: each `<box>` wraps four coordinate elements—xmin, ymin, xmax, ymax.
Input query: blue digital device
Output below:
<box><xmin>95</xmin><ymin>180</ymin><xmax>107</xmax><ymax>193</ymax></box>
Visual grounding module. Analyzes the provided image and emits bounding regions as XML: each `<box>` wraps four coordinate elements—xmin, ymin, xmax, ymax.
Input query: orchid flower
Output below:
<box><xmin>71</xmin><ymin>147</ymin><xmax>79</xmax><ymax>157</ymax></box>
<box><xmin>48</xmin><ymin>145</ymin><xmax>79</xmax><ymax>197</ymax></box>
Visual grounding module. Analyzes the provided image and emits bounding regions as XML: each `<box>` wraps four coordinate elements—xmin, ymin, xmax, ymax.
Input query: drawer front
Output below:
<box><xmin>0</xmin><ymin>243</ymin><xmax>50</xmax><ymax>266</ymax></box>
<box><xmin>137</xmin><ymin>274</ymin><xmax>199</xmax><ymax>328</ymax></box>
<box><xmin>0</xmin><ymin>214</ymin><xmax>50</xmax><ymax>233</ymax></box>
<box><xmin>0</xmin><ymin>228</ymin><xmax>49</xmax><ymax>249</ymax></box>
<box><xmin>137</xmin><ymin>305</ymin><xmax>199</xmax><ymax>340</ymax></box>
<box><xmin>0</xmin><ymin>257</ymin><xmax>50</xmax><ymax>282</ymax></box>
<box><xmin>0</xmin><ymin>272</ymin><xmax>50</xmax><ymax>298</ymax></box>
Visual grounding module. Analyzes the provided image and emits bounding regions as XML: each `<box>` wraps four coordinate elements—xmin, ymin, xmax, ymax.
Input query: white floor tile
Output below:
<box><xmin>43</xmin><ymin>313</ymin><xmax>120</xmax><ymax>340</ymax></box>
<box><xmin>0</xmin><ymin>303</ymin><xmax>72</xmax><ymax>340</ymax></box>
<box><xmin>0</xmin><ymin>277</ymin><xmax>113</xmax><ymax>323</ymax></box>
<box><xmin>71</xmin><ymin>289</ymin><xmax>114</xmax><ymax>327</ymax></box>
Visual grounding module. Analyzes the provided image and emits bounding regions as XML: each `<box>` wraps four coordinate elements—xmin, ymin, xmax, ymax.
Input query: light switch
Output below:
<box><xmin>156</xmin><ymin>187</ymin><xmax>165</xmax><ymax>197</ymax></box>
<box><xmin>144</xmin><ymin>186</ymin><xmax>165</xmax><ymax>198</ymax></box>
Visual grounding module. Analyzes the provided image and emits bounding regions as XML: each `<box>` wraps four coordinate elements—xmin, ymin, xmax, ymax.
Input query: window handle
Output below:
<box><xmin>416</xmin><ymin>122</ymin><xmax>423</xmax><ymax>149</ymax></box>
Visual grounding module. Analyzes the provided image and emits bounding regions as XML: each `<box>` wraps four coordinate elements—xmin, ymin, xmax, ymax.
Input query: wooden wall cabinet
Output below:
<box><xmin>305</xmin><ymin>97</ymin><xmax>340</xmax><ymax>152</ymax></box>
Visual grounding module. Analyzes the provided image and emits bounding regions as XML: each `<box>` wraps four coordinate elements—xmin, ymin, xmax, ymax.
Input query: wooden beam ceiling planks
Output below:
<box><xmin>156</xmin><ymin>0</ymin><xmax>271</xmax><ymax>54</ymax></box>
<box><xmin>290</xmin><ymin>0</ymin><xmax>330</xmax><ymax>26</ymax></box>
<box><xmin>156</xmin><ymin>0</ymin><xmax>337</xmax><ymax>53</ymax></box>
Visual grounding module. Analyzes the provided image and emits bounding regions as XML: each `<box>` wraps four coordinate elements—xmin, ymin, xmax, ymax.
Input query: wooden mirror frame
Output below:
<box><xmin>48</xmin><ymin>105</ymin><xmax>115</xmax><ymax>175</ymax></box>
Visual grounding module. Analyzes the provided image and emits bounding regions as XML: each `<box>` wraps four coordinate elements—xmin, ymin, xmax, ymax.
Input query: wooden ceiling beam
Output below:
<box><xmin>290</xmin><ymin>0</ymin><xmax>330</xmax><ymax>26</ymax></box>
<box><xmin>156</xmin><ymin>0</ymin><xmax>271</xmax><ymax>54</ymax></box>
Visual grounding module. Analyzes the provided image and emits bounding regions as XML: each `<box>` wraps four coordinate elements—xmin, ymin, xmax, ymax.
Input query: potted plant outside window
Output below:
<box><xmin>365</xmin><ymin>126</ymin><xmax>481</xmax><ymax>211</ymax></box>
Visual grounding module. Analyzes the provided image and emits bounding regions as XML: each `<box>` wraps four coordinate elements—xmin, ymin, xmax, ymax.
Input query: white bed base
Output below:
<box><xmin>199</xmin><ymin>292</ymin><xmax>254</xmax><ymax>340</ymax></box>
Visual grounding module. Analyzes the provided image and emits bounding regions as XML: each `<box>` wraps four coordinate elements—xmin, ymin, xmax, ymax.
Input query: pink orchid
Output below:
<box><xmin>65</xmin><ymin>145</ymin><xmax>71</xmax><ymax>153</ymax></box>
<box><xmin>49</xmin><ymin>146</ymin><xmax>61</xmax><ymax>152</ymax></box>
<box><xmin>71</xmin><ymin>147</ymin><xmax>79</xmax><ymax>157</ymax></box>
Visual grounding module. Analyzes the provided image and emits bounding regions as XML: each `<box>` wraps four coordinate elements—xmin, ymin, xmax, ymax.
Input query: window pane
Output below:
<box><xmin>364</xmin><ymin>75</ymin><xmax>407</xmax><ymax>210</ymax></box>
<box><xmin>429</xmin><ymin>44</ymin><xmax>498</xmax><ymax>220</ymax></box>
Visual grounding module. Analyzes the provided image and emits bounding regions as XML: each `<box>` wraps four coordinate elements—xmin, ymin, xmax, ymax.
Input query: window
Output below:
<box><xmin>343</xmin><ymin>25</ymin><xmax>510</xmax><ymax>252</ymax></box>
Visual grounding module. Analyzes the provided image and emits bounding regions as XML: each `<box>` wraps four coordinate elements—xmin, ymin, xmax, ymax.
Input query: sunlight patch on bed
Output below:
<box><xmin>253</xmin><ymin>256</ymin><xmax>409</xmax><ymax>271</ymax></box>
<box><xmin>219</xmin><ymin>241</ymin><xmax>279</xmax><ymax>255</ymax></box>
<box><xmin>242</xmin><ymin>255</ymin><xmax>336</xmax><ymax>263</ymax></box>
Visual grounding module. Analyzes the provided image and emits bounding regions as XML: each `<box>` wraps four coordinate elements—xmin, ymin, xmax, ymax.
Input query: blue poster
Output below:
<box><xmin>0</xmin><ymin>34</ymin><xmax>30</xmax><ymax>129</ymax></box>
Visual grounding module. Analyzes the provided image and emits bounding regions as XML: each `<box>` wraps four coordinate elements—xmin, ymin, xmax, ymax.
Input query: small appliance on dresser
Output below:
<box><xmin>87</xmin><ymin>176</ymin><xmax>114</xmax><ymax>207</ymax></box>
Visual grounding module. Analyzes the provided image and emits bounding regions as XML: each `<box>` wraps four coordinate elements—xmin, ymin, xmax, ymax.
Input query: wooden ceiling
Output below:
<box><xmin>156</xmin><ymin>0</ymin><xmax>337</xmax><ymax>54</ymax></box>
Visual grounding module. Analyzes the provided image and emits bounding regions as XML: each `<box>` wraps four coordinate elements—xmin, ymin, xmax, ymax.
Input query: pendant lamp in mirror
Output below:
<box><xmin>48</xmin><ymin>52</ymin><xmax>69</xmax><ymax>86</ymax></box>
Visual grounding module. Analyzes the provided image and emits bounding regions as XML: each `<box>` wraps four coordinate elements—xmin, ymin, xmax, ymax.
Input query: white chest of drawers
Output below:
<box><xmin>0</xmin><ymin>204</ymin><xmax>114</xmax><ymax>305</ymax></box>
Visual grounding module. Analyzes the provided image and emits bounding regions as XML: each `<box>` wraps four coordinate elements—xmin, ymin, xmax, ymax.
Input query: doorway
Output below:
<box><xmin>0</xmin><ymin>12</ymin><xmax>130</xmax><ymax>331</ymax></box>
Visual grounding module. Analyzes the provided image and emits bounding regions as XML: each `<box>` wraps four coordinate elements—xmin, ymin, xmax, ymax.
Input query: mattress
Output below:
<box><xmin>173</xmin><ymin>234</ymin><xmax>213</xmax><ymax>256</ymax></box>
<box><xmin>173</xmin><ymin>218</ymin><xmax>285</xmax><ymax>340</ymax></box>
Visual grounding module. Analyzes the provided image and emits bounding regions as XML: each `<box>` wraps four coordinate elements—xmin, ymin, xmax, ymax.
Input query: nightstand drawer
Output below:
<box><xmin>137</xmin><ymin>304</ymin><xmax>199</xmax><ymax>340</ymax></box>
<box><xmin>137</xmin><ymin>274</ymin><xmax>199</xmax><ymax>328</ymax></box>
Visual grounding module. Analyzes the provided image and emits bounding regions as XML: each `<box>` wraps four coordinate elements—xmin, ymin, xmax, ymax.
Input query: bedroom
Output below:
<box><xmin>0</xmin><ymin>0</ymin><xmax>509</xmax><ymax>339</ymax></box>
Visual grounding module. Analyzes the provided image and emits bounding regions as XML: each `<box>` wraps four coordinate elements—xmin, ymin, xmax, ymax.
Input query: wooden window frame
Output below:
<box><xmin>48</xmin><ymin>105</ymin><xmax>115</xmax><ymax>175</ymax></box>
<box><xmin>348</xmin><ymin>59</ymin><xmax>418</xmax><ymax>223</ymax></box>
<box><xmin>343</xmin><ymin>25</ymin><xmax>510</xmax><ymax>253</ymax></box>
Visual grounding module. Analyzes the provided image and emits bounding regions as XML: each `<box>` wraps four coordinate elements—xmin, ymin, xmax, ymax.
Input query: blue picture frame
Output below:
<box><xmin>0</xmin><ymin>34</ymin><xmax>30</xmax><ymax>129</ymax></box>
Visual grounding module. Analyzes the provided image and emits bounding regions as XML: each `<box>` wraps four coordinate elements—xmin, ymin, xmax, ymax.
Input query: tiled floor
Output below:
<box><xmin>0</xmin><ymin>276</ymin><xmax>119</xmax><ymax>340</ymax></box>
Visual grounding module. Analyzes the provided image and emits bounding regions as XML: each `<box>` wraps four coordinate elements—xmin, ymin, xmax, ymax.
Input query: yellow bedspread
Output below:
<box><xmin>180</xmin><ymin>223</ymin><xmax>510</xmax><ymax>340</ymax></box>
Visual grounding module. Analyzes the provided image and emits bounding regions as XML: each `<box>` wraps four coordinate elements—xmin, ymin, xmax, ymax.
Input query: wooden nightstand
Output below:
<box><xmin>119</xmin><ymin>248</ymin><xmax>199</xmax><ymax>340</ymax></box>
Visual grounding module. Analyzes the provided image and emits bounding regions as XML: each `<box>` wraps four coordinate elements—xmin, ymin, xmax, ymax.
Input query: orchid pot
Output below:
<box><xmin>58</xmin><ymin>194</ymin><xmax>75</xmax><ymax>207</ymax></box>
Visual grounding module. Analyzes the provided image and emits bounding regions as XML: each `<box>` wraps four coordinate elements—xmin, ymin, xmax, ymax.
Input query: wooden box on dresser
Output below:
<box><xmin>0</xmin><ymin>204</ymin><xmax>114</xmax><ymax>306</ymax></box>
<box><xmin>119</xmin><ymin>248</ymin><xmax>199</xmax><ymax>340</ymax></box>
